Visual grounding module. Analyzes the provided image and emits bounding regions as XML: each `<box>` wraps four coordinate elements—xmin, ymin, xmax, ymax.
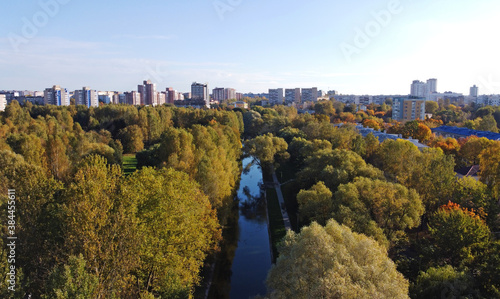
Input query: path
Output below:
<box><xmin>272</xmin><ymin>170</ymin><xmax>292</xmax><ymax>231</ymax></box>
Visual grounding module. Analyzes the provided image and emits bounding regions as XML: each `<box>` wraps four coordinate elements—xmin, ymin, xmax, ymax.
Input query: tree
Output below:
<box><xmin>118</xmin><ymin>125</ymin><xmax>144</xmax><ymax>153</ymax></box>
<box><xmin>429</xmin><ymin>202</ymin><xmax>490</xmax><ymax>266</ymax></box>
<box><xmin>263</xmin><ymin>220</ymin><xmax>409</xmax><ymax>299</ymax></box>
<box><xmin>297</xmin><ymin>182</ymin><xmax>333</xmax><ymax>225</ymax></box>
<box><xmin>298</xmin><ymin>148</ymin><xmax>383</xmax><ymax>192</ymax></box>
<box><xmin>411</xmin><ymin>265</ymin><xmax>476</xmax><ymax>299</ymax></box>
<box><xmin>479</xmin><ymin>141</ymin><xmax>500</xmax><ymax>197</ymax></box>
<box><xmin>425</xmin><ymin>101</ymin><xmax>439</xmax><ymax>114</ymax></box>
<box><xmin>459</xmin><ymin>136</ymin><xmax>494</xmax><ymax>166</ymax></box>
<box><xmin>244</xmin><ymin>133</ymin><xmax>289</xmax><ymax>168</ymax></box>
<box><xmin>43</xmin><ymin>255</ymin><xmax>99</xmax><ymax>299</ymax></box>
<box><xmin>121</xmin><ymin>167</ymin><xmax>221</xmax><ymax>297</ymax></box>
<box><xmin>477</xmin><ymin>114</ymin><xmax>498</xmax><ymax>132</ymax></box>
<box><xmin>63</xmin><ymin>155</ymin><xmax>138</xmax><ymax>297</ymax></box>
<box><xmin>333</xmin><ymin>177</ymin><xmax>424</xmax><ymax>247</ymax></box>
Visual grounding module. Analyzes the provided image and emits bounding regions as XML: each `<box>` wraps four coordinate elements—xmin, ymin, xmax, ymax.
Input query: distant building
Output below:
<box><xmin>191</xmin><ymin>82</ymin><xmax>210</xmax><ymax>107</ymax></box>
<box><xmin>427</xmin><ymin>78</ymin><xmax>437</xmax><ymax>93</ymax></box>
<box><xmin>125</xmin><ymin>91</ymin><xmax>141</xmax><ymax>106</ymax></box>
<box><xmin>411</xmin><ymin>80</ymin><xmax>428</xmax><ymax>98</ymax></box>
<box><xmin>269</xmin><ymin>88</ymin><xmax>284</xmax><ymax>105</ymax></box>
<box><xmin>236</xmin><ymin>93</ymin><xmax>243</xmax><ymax>100</ymax></box>
<box><xmin>183</xmin><ymin>92</ymin><xmax>191</xmax><ymax>100</ymax></box>
<box><xmin>0</xmin><ymin>94</ymin><xmax>6</xmax><ymax>111</ymax></box>
<box><xmin>470</xmin><ymin>85</ymin><xmax>479</xmax><ymax>97</ymax></box>
<box><xmin>392</xmin><ymin>97</ymin><xmax>426</xmax><ymax>122</ymax></box>
<box><xmin>212</xmin><ymin>88</ymin><xmax>225</xmax><ymax>102</ymax></box>
<box><xmin>44</xmin><ymin>85</ymin><xmax>69</xmax><ymax>106</ymax></box>
<box><xmin>138</xmin><ymin>80</ymin><xmax>157</xmax><ymax>106</ymax></box>
<box><xmin>74</xmin><ymin>87</ymin><xmax>98</xmax><ymax>107</ymax></box>
<box><xmin>285</xmin><ymin>88</ymin><xmax>301</xmax><ymax>104</ymax></box>
<box><xmin>301</xmin><ymin>87</ymin><xmax>318</xmax><ymax>102</ymax></box>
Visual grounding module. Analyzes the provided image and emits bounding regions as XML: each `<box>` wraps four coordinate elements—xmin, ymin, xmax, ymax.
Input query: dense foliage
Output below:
<box><xmin>0</xmin><ymin>102</ymin><xmax>242</xmax><ymax>298</ymax></box>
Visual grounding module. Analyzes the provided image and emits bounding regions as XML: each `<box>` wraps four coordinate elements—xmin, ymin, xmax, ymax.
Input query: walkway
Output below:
<box><xmin>272</xmin><ymin>170</ymin><xmax>292</xmax><ymax>231</ymax></box>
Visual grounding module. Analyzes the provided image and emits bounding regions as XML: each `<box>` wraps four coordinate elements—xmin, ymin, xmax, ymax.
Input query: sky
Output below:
<box><xmin>1</xmin><ymin>0</ymin><xmax>500</xmax><ymax>95</ymax></box>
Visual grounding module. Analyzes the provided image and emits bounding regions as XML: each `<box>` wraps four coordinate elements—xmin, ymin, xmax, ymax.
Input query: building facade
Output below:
<box><xmin>191</xmin><ymin>82</ymin><xmax>210</xmax><ymax>107</ymax></box>
<box><xmin>44</xmin><ymin>85</ymin><xmax>69</xmax><ymax>106</ymax></box>
<box><xmin>393</xmin><ymin>97</ymin><xmax>426</xmax><ymax>122</ymax></box>
<box><xmin>285</xmin><ymin>88</ymin><xmax>301</xmax><ymax>104</ymax></box>
<box><xmin>74</xmin><ymin>87</ymin><xmax>98</xmax><ymax>107</ymax></box>
<box><xmin>125</xmin><ymin>91</ymin><xmax>141</xmax><ymax>106</ymax></box>
<box><xmin>138</xmin><ymin>80</ymin><xmax>157</xmax><ymax>106</ymax></box>
<box><xmin>470</xmin><ymin>85</ymin><xmax>479</xmax><ymax>97</ymax></box>
<box><xmin>268</xmin><ymin>88</ymin><xmax>284</xmax><ymax>105</ymax></box>
<box><xmin>301</xmin><ymin>87</ymin><xmax>318</xmax><ymax>102</ymax></box>
<box><xmin>0</xmin><ymin>94</ymin><xmax>6</xmax><ymax>112</ymax></box>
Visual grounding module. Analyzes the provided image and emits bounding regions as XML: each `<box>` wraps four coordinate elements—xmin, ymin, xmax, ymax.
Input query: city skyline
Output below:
<box><xmin>1</xmin><ymin>0</ymin><xmax>499</xmax><ymax>95</ymax></box>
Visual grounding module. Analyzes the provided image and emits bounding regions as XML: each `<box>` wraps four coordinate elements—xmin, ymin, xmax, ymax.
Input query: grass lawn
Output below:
<box><xmin>266</xmin><ymin>188</ymin><xmax>287</xmax><ymax>262</ymax></box>
<box><xmin>123</xmin><ymin>154</ymin><xmax>138</xmax><ymax>175</ymax></box>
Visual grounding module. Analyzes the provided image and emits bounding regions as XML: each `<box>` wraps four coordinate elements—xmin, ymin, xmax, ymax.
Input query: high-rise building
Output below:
<box><xmin>138</xmin><ymin>80</ymin><xmax>157</xmax><ymax>106</ymax></box>
<box><xmin>191</xmin><ymin>82</ymin><xmax>210</xmax><ymax>107</ymax></box>
<box><xmin>301</xmin><ymin>87</ymin><xmax>318</xmax><ymax>102</ymax></box>
<box><xmin>427</xmin><ymin>78</ymin><xmax>437</xmax><ymax>94</ymax></box>
<box><xmin>165</xmin><ymin>88</ymin><xmax>176</xmax><ymax>104</ymax></box>
<box><xmin>393</xmin><ymin>97</ymin><xmax>426</xmax><ymax>122</ymax></box>
<box><xmin>0</xmin><ymin>94</ymin><xmax>6</xmax><ymax>112</ymax></box>
<box><xmin>225</xmin><ymin>88</ymin><xmax>236</xmax><ymax>100</ymax></box>
<box><xmin>212</xmin><ymin>88</ymin><xmax>225</xmax><ymax>102</ymax></box>
<box><xmin>470</xmin><ymin>85</ymin><xmax>479</xmax><ymax>97</ymax></box>
<box><xmin>410</xmin><ymin>80</ymin><xmax>428</xmax><ymax>98</ymax></box>
<box><xmin>285</xmin><ymin>88</ymin><xmax>301</xmax><ymax>104</ymax></box>
<box><xmin>125</xmin><ymin>91</ymin><xmax>141</xmax><ymax>106</ymax></box>
<box><xmin>269</xmin><ymin>88</ymin><xmax>284</xmax><ymax>105</ymax></box>
<box><xmin>44</xmin><ymin>85</ymin><xmax>69</xmax><ymax>106</ymax></box>
<box><xmin>73</xmin><ymin>87</ymin><xmax>98</xmax><ymax>107</ymax></box>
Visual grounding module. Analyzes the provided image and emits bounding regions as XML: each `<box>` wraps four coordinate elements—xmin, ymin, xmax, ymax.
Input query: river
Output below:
<box><xmin>208</xmin><ymin>157</ymin><xmax>272</xmax><ymax>299</ymax></box>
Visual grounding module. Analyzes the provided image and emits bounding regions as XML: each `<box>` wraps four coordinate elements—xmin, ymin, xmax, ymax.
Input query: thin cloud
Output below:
<box><xmin>113</xmin><ymin>34</ymin><xmax>176</xmax><ymax>40</ymax></box>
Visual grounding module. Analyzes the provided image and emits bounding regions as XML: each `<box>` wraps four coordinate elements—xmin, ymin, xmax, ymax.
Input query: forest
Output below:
<box><xmin>0</xmin><ymin>101</ymin><xmax>243</xmax><ymax>298</ymax></box>
<box><xmin>241</xmin><ymin>101</ymin><xmax>500</xmax><ymax>299</ymax></box>
<box><xmin>1</xmin><ymin>98</ymin><xmax>500</xmax><ymax>298</ymax></box>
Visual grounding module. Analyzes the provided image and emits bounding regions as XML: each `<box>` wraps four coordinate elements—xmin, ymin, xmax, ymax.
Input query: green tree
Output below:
<box><xmin>298</xmin><ymin>148</ymin><xmax>383</xmax><ymax>192</ymax></box>
<box><xmin>429</xmin><ymin>202</ymin><xmax>490</xmax><ymax>266</ymax></box>
<box><xmin>121</xmin><ymin>167</ymin><xmax>221</xmax><ymax>297</ymax></box>
<box><xmin>333</xmin><ymin>177</ymin><xmax>424</xmax><ymax>247</ymax></box>
<box><xmin>411</xmin><ymin>265</ymin><xmax>476</xmax><ymax>299</ymax></box>
<box><xmin>118</xmin><ymin>125</ymin><xmax>144</xmax><ymax>153</ymax></box>
<box><xmin>263</xmin><ymin>220</ymin><xmax>409</xmax><ymax>299</ymax></box>
<box><xmin>297</xmin><ymin>181</ymin><xmax>333</xmax><ymax>225</ymax></box>
<box><xmin>43</xmin><ymin>255</ymin><xmax>99</xmax><ymax>299</ymax></box>
<box><xmin>244</xmin><ymin>133</ymin><xmax>289</xmax><ymax>168</ymax></box>
<box><xmin>425</xmin><ymin>101</ymin><xmax>439</xmax><ymax>114</ymax></box>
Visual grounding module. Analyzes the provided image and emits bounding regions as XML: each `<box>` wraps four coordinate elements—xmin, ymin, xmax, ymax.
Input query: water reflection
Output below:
<box><xmin>208</xmin><ymin>158</ymin><xmax>271</xmax><ymax>299</ymax></box>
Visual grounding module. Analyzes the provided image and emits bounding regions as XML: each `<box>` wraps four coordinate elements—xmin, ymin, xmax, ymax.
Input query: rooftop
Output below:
<box><xmin>432</xmin><ymin>126</ymin><xmax>500</xmax><ymax>141</ymax></box>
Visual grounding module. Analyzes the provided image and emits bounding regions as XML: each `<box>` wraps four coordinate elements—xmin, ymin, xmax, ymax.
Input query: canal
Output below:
<box><xmin>208</xmin><ymin>157</ymin><xmax>272</xmax><ymax>299</ymax></box>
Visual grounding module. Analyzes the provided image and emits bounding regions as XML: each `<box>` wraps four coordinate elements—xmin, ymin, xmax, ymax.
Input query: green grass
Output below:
<box><xmin>266</xmin><ymin>188</ymin><xmax>287</xmax><ymax>262</ymax></box>
<box><xmin>123</xmin><ymin>154</ymin><xmax>138</xmax><ymax>175</ymax></box>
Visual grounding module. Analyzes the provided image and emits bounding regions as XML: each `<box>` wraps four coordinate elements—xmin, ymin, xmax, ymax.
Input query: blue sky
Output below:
<box><xmin>1</xmin><ymin>0</ymin><xmax>499</xmax><ymax>95</ymax></box>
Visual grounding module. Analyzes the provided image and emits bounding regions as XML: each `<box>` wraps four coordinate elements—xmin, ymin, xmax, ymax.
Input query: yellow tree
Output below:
<box><xmin>263</xmin><ymin>220</ymin><xmax>409</xmax><ymax>299</ymax></box>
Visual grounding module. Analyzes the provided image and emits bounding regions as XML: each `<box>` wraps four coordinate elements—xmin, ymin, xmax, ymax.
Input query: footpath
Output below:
<box><xmin>271</xmin><ymin>171</ymin><xmax>292</xmax><ymax>231</ymax></box>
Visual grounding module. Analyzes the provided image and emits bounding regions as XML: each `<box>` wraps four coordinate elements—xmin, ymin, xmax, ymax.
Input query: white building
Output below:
<box><xmin>0</xmin><ymin>94</ymin><xmax>6</xmax><ymax>112</ymax></box>
<box><xmin>44</xmin><ymin>85</ymin><xmax>69</xmax><ymax>106</ymax></box>
<box><xmin>269</xmin><ymin>88</ymin><xmax>284</xmax><ymax>105</ymax></box>
<box><xmin>427</xmin><ymin>78</ymin><xmax>437</xmax><ymax>93</ymax></box>
<box><xmin>74</xmin><ymin>87</ymin><xmax>98</xmax><ymax>107</ymax></box>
